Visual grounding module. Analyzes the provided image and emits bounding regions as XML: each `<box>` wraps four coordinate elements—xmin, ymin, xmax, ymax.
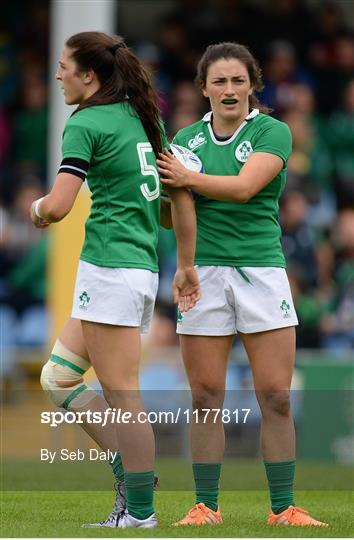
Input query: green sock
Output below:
<box><xmin>193</xmin><ymin>463</ymin><xmax>221</xmax><ymax>512</ymax></box>
<box><xmin>109</xmin><ymin>451</ymin><xmax>124</xmax><ymax>483</ymax></box>
<box><xmin>264</xmin><ymin>460</ymin><xmax>296</xmax><ymax>514</ymax></box>
<box><xmin>125</xmin><ymin>471</ymin><xmax>155</xmax><ymax>520</ymax></box>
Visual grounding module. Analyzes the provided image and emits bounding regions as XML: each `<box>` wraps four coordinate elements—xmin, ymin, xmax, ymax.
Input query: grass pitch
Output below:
<box><xmin>1</xmin><ymin>490</ymin><xmax>353</xmax><ymax>537</ymax></box>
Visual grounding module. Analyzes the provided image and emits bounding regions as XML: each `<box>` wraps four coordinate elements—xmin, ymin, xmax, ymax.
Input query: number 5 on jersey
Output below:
<box><xmin>137</xmin><ymin>142</ymin><xmax>160</xmax><ymax>202</ymax></box>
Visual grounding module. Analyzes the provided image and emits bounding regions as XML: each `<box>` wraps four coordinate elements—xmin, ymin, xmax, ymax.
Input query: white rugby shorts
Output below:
<box><xmin>177</xmin><ymin>266</ymin><xmax>298</xmax><ymax>335</ymax></box>
<box><xmin>72</xmin><ymin>261</ymin><xmax>158</xmax><ymax>333</ymax></box>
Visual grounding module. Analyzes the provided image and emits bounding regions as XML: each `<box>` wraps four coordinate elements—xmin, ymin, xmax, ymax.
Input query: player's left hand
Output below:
<box><xmin>173</xmin><ymin>266</ymin><xmax>201</xmax><ymax>312</ymax></box>
<box><xmin>157</xmin><ymin>149</ymin><xmax>193</xmax><ymax>188</ymax></box>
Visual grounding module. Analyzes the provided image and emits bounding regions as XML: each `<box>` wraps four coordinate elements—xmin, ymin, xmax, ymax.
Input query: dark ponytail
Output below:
<box><xmin>66</xmin><ymin>32</ymin><xmax>163</xmax><ymax>156</ymax></box>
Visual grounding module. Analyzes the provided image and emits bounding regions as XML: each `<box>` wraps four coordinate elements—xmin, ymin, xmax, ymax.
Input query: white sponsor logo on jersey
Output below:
<box><xmin>188</xmin><ymin>132</ymin><xmax>206</xmax><ymax>150</ymax></box>
<box><xmin>235</xmin><ymin>140</ymin><xmax>253</xmax><ymax>162</ymax></box>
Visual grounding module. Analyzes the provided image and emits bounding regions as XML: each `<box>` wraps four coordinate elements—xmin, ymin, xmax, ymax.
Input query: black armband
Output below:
<box><xmin>58</xmin><ymin>157</ymin><xmax>89</xmax><ymax>181</ymax></box>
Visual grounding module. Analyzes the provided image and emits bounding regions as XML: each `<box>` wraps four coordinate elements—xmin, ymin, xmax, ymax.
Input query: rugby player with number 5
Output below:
<box><xmin>30</xmin><ymin>31</ymin><xmax>200</xmax><ymax>529</ymax></box>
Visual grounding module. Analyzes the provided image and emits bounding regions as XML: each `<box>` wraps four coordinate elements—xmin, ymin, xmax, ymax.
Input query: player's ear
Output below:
<box><xmin>199</xmin><ymin>80</ymin><xmax>208</xmax><ymax>98</ymax></box>
<box><xmin>82</xmin><ymin>69</ymin><xmax>95</xmax><ymax>85</ymax></box>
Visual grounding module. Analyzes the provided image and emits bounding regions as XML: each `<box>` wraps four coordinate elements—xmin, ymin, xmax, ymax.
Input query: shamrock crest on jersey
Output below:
<box><xmin>79</xmin><ymin>291</ymin><xmax>90</xmax><ymax>309</ymax></box>
<box><xmin>280</xmin><ymin>299</ymin><xmax>291</xmax><ymax>318</ymax></box>
<box><xmin>177</xmin><ymin>307</ymin><xmax>183</xmax><ymax>323</ymax></box>
<box><xmin>235</xmin><ymin>140</ymin><xmax>253</xmax><ymax>162</ymax></box>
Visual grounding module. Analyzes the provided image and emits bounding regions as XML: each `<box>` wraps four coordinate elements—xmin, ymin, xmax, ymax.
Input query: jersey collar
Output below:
<box><xmin>202</xmin><ymin>108</ymin><xmax>259</xmax><ymax>146</ymax></box>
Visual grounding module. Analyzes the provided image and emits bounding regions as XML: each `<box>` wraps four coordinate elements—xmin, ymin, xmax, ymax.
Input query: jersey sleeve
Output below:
<box><xmin>253</xmin><ymin>120</ymin><xmax>292</xmax><ymax>165</ymax></box>
<box><xmin>58</xmin><ymin>157</ymin><xmax>89</xmax><ymax>181</ymax></box>
<box><xmin>61</xmin><ymin>115</ymin><xmax>98</xmax><ymax>162</ymax></box>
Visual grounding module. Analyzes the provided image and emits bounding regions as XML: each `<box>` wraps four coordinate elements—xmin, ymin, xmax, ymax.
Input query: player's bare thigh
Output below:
<box><xmin>58</xmin><ymin>316</ymin><xmax>89</xmax><ymax>360</ymax></box>
<box><xmin>239</xmin><ymin>326</ymin><xmax>296</xmax><ymax>391</ymax></box>
<box><xmin>180</xmin><ymin>334</ymin><xmax>234</xmax><ymax>391</ymax></box>
<box><xmin>81</xmin><ymin>322</ymin><xmax>141</xmax><ymax>390</ymax></box>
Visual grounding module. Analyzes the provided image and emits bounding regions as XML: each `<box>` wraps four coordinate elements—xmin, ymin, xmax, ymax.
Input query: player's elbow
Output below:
<box><xmin>234</xmin><ymin>195</ymin><xmax>250</xmax><ymax>204</ymax></box>
<box><xmin>49</xmin><ymin>211</ymin><xmax>68</xmax><ymax>222</ymax></box>
<box><xmin>45</xmin><ymin>202</ymin><xmax>70</xmax><ymax>222</ymax></box>
<box><xmin>231</xmin><ymin>189</ymin><xmax>251</xmax><ymax>204</ymax></box>
<box><xmin>229</xmin><ymin>176</ymin><xmax>255</xmax><ymax>203</ymax></box>
<box><xmin>49</xmin><ymin>208</ymin><xmax>68</xmax><ymax>222</ymax></box>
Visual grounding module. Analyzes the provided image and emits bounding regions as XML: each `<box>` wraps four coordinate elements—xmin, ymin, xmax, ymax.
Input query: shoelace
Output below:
<box><xmin>114</xmin><ymin>482</ymin><xmax>126</xmax><ymax>511</ymax></box>
<box><xmin>188</xmin><ymin>504</ymin><xmax>209</xmax><ymax>518</ymax></box>
<box><xmin>102</xmin><ymin>477</ymin><xmax>157</xmax><ymax>526</ymax></box>
<box><xmin>115</xmin><ymin>510</ymin><xmax>126</xmax><ymax>526</ymax></box>
<box><xmin>98</xmin><ymin>514</ymin><xmax>115</xmax><ymax>526</ymax></box>
<box><xmin>289</xmin><ymin>506</ymin><xmax>309</xmax><ymax>517</ymax></box>
<box><xmin>98</xmin><ymin>482</ymin><xmax>125</xmax><ymax>525</ymax></box>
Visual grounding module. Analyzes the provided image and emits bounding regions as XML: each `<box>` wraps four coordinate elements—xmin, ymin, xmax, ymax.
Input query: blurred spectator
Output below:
<box><xmin>183</xmin><ymin>0</ymin><xmax>265</xmax><ymax>53</ymax></box>
<box><xmin>0</xmin><ymin>176</ymin><xmax>45</xmax><ymax>312</ymax></box>
<box><xmin>14</xmin><ymin>0</ymin><xmax>49</xmax><ymax>56</ymax></box>
<box><xmin>0</xmin><ymin>106</ymin><xmax>12</xmax><ymax>164</ymax></box>
<box><xmin>167</xmin><ymin>80</ymin><xmax>203</xmax><ymax>137</ymax></box>
<box><xmin>0</xmin><ymin>31</ymin><xmax>19</xmax><ymax>106</ymax></box>
<box><xmin>264</xmin><ymin>0</ymin><xmax>315</xmax><ymax>63</ymax></box>
<box><xmin>145</xmin><ymin>306</ymin><xmax>178</xmax><ymax>349</ymax></box>
<box><xmin>280</xmin><ymin>190</ymin><xmax>334</xmax><ymax>348</ymax></box>
<box><xmin>0</xmin><ymin>233</ymin><xmax>48</xmax><ymax>397</ymax></box>
<box><xmin>158</xmin><ymin>15</ymin><xmax>200</xmax><ymax>93</ymax></box>
<box><xmin>12</xmin><ymin>67</ymin><xmax>48</xmax><ymax>182</ymax></box>
<box><xmin>320</xmin><ymin>210</ymin><xmax>354</xmax><ymax>351</ymax></box>
<box><xmin>282</xmin><ymin>86</ymin><xmax>324</xmax><ymax>189</ymax></box>
<box><xmin>1</xmin><ymin>176</ymin><xmax>44</xmax><ymax>262</ymax></box>
<box><xmin>168</xmin><ymin>108</ymin><xmax>201</xmax><ymax>141</ymax></box>
<box><xmin>309</xmin><ymin>2</ymin><xmax>353</xmax><ymax>112</ymax></box>
<box><xmin>281</xmin><ymin>190</ymin><xmax>318</xmax><ymax>290</ymax></box>
<box><xmin>0</xmin><ymin>174</ymin><xmax>48</xmax><ymax>353</ymax></box>
<box><xmin>281</xmin><ymin>84</ymin><xmax>336</xmax><ymax>226</ymax></box>
<box><xmin>324</xmin><ymin>78</ymin><xmax>354</xmax><ymax>209</ymax></box>
<box><xmin>261</xmin><ymin>41</ymin><xmax>314</xmax><ymax>116</ymax></box>
<box><xmin>134</xmin><ymin>40</ymin><xmax>170</xmax><ymax>118</ymax></box>
<box><xmin>288</xmin><ymin>227</ymin><xmax>336</xmax><ymax>349</ymax></box>
<box><xmin>309</xmin><ymin>1</ymin><xmax>347</xmax><ymax>69</ymax></box>
<box><xmin>7</xmin><ymin>235</ymin><xmax>48</xmax><ymax>346</ymax></box>
<box><xmin>171</xmin><ymin>81</ymin><xmax>203</xmax><ymax>115</ymax></box>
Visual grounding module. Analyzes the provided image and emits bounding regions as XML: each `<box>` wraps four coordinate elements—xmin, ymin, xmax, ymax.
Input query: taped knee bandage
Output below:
<box><xmin>41</xmin><ymin>340</ymin><xmax>96</xmax><ymax>410</ymax></box>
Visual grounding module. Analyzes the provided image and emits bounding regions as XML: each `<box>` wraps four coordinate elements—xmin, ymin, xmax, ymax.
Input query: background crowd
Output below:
<box><xmin>1</xmin><ymin>0</ymin><xmax>354</xmax><ymax>387</ymax></box>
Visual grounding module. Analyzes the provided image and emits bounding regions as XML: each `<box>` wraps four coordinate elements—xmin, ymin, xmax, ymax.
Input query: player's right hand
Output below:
<box><xmin>173</xmin><ymin>266</ymin><xmax>201</xmax><ymax>312</ymax></box>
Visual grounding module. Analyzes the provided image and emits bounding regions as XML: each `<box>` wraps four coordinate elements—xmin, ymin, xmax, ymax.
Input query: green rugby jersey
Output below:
<box><xmin>173</xmin><ymin>109</ymin><xmax>292</xmax><ymax>267</ymax></box>
<box><xmin>61</xmin><ymin>102</ymin><xmax>164</xmax><ymax>271</ymax></box>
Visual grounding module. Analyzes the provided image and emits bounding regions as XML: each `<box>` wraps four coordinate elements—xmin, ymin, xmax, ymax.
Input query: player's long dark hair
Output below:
<box><xmin>196</xmin><ymin>42</ymin><xmax>271</xmax><ymax>114</ymax></box>
<box><xmin>66</xmin><ymin>32</ymin><xmax>162</xmax><ymax>156</ymax></box>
